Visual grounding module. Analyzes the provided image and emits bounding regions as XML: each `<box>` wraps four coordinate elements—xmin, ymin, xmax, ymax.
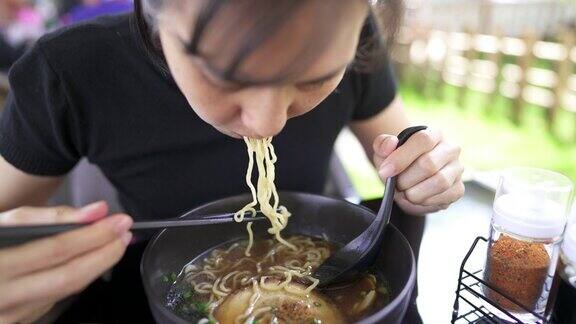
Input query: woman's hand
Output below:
<box><xmin>373</xmin><ymin>128</ymin><xmax>465</xmax><ymax>215</ymax></box>
<box><xmin>0</xmin><ymin>202</ymin><xmax>133</xmax><ymax>323</ymax></box>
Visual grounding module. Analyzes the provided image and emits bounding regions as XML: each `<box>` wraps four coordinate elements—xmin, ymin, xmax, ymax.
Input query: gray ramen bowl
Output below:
<box><xmin>141</xmin><ymin>192</ymin><xmax>416</xmax><ymax>324</ymax></box>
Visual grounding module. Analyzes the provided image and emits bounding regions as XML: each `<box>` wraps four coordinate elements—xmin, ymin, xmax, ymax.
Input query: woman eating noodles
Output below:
<box><xmin>0</xmin><ymin>0</ymin><xmax>464</xmax><ymax>322</ymax></box>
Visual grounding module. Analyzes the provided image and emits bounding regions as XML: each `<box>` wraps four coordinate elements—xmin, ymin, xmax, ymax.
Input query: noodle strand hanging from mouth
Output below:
<box><xmin>235</xmin><ymin>137</ymin><xmax>296</xmax><ymax>255</ymax></box>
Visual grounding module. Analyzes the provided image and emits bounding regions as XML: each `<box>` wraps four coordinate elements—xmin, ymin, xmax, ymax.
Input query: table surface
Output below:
<box><xmin>417</xmin><ymin>182</ymin><xmax>494</xmax><ymax>324</ymax></box>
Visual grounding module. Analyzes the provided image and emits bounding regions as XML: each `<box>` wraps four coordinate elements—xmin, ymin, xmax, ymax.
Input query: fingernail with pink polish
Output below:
<box><xmin>79</xmin><ymin>201</ymin><xmax>105</xmax><ymax>222</ymax></box>
<box><xmin>115</xmin><ymin>216</ymin><xmax>133</xmax><ymax>235</ymax></box>
<box><xmin>121</xmin><ymin>232</ymin><xmax>133</xmax><ymax>246</ymax></box>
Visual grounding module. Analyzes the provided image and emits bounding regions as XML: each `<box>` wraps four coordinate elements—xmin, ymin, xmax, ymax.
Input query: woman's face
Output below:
<box><xmin>158</xmin><ymin>1</ymin><xmax>368</xmax><ymax>138</ymax></box>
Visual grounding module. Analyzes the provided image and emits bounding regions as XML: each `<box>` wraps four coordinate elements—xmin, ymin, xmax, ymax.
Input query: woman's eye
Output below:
<box><xmin>195</xmin><ymin>63</ymin><xmax>243</xmax><ymax>91</ymax></box>
<box><xmin>297</xmin><ymin>80</ymin><xmax>329</xmax><ymax>92</ymax></box>
<box><xmin>203</xmin><ymin>73</ymin><xmax>243</xmax><ymax>91</ymax></box>
<box><xmin>212</xmin><ymin>80</ymin><xmax>243</xmax><ymax>91</ymax></box>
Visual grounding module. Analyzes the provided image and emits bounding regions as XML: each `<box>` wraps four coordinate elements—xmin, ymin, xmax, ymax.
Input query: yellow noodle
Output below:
<box><xmin>305</xmin><ymin>250</ymin><xmax>322</xmax><ymax>261</ymax></box>
<box><xmin>245</xmin><ymin>222</ymin><xmax>254</xmax><ymax>257</ymax></box>
<box><xmin>235</xmin><ymin>137</ymin><xmax>296</xmax><ymax>256</ymax></box>
<box><xmin>186</xmin><ymin>270</ymin><xmax>217</xmax><ymax>281</ymax></box>
<box><xmin>283</xmin><ymin>283</ymin><xmax>307</xmax><ymax>295</ymax></box>
<box><xmin>317</xmin><ymin>247</ymin><xmax>330</xmax><ymax>258</ymax></box>
<box><xmin>285</xmin><ymin>270</ymin><xmax>320</xmax><ymax>294</ymax></box>
<box><xmin>221</xmin><ymin>271</ymin><xmax>239</xmax><ymax>285</ymax></box>
<box><xmin>243</xmin><ymin>306</ymin><xmax>273</xmax><ymax>324</ymax></box>
<box><xmin>231</xmin><ymin>257</ymin><xmax>257</xmax><ymax>269</ymax></box>
<box><xmin>211</xmin><ymin>278</ymin><xmax>228</xmax><ymax>297</ymax></box>
<box><xmin>219</xmin><ymin>271</ymin><xmax>239</xmax><ymax>292</ymax></box>
<box><xmin>356</xmin><ymin>290</ymin><xmax>377</xmax><ymax>313</ymax></box>
<box><xmin>240</xmin><ymin>276</ymin><xmax>256</xmax><ymax>285</ymax></box>
<box><xmin>234</xmin><ymin>138</ymin><xmax>258</xmax><ymax>222</ymax></box>
<box><xmin>225</xmin><ymin>242</ymin><xmax>240</xmax><ymax>253</ymax></box>
<box><xmin>184</xmin><ymin>264</ymin><xmax>198</xmax><ymax>273</ymax></box>
<box><xmin>232</xmin><ymin>271</ymin><xmax>252</xmax><ymax>287</ymax></box>
<box><xmin>193</xmin><ymin>284</ymin><xmax>212</xmax><ymax>295</ymax></box>
<box><xmin>260</xmin><ymin>275</ymin><xmax>289</xmax><ymax>291</ymax></box>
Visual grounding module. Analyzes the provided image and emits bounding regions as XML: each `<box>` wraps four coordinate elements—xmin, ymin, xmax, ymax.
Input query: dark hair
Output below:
<box><xmin>132</xmin><ymin>0</ymin><xmax>404</xmax><ymax>81</ymax></box>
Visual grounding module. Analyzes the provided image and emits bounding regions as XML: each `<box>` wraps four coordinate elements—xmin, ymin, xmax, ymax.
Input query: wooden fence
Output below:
<box><xmin>392</xmin><ymin>26</ymin><xmax>576</xmax><ymax>140</ymax></box>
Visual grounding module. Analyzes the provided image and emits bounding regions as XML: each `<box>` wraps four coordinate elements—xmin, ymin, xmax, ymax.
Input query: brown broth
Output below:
<box><xmin>166</xmin><ymin>235</ymin><xmax>390</xmax><ymax>323</ymax></box>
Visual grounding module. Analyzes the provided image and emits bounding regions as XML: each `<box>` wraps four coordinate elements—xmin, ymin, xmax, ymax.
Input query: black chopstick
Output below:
<box><xmin>131</xmin><ymin>214</ymin><xmax>265</xmax><ymax>229</ymax></box>
<box><xmin>0</xmin><ymin>211</ymin><xmax>267</xmax><ymax>248</ymax></box>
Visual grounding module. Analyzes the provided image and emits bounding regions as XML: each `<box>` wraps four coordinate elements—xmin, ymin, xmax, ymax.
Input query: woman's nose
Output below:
<box><xmin>241</xmin><ymin>87</ymin><xmax>291</xmax><ymax>138</ymax></box>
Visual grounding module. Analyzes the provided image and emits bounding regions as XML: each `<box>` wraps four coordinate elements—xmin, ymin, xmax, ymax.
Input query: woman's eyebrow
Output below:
<box><xmin>182</xmin><ymin>36</ymin><xmax>352</xmax><ymax>86</ymax></box>
<box><xmin>199</xmin><ymin>60</ymin><xmax>351</xmax><ymax>87</ymax></box>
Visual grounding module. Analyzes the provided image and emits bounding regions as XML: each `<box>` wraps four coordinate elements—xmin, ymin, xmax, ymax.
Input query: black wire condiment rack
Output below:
<box><xmin>451</xmin><ymin>236</ymin><xmax>550</xmax><ymax>323</ymax></box>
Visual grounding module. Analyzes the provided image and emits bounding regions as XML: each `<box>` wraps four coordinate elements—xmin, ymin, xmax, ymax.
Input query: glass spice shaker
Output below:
<box><xmin>549</xmin><ymin>224</ymin><xmax>576</xmax><ymax>323</ymax></box>
<box><xmin>483</xmin><ymin>168</ymin><xmax>573</xmax><ymax>322</ymax></box>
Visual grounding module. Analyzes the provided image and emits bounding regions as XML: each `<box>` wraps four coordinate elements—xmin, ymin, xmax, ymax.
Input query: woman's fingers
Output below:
<box><xmin>0</xmin><ymin>202</ymin><xmax>132</xmax><ymax>321</ymax></box>
<box><xmin>377</xmin><ymin>129</ymin><xmax>443</xmax><ymax>178</ymax></box>
<box><xmin>0</xmin><ymin>233</ymin><xmax>131</xmax><ymax>310</ymax></box>
<box><xmin>0</xmin><ymin>201</ymin><xmax>108</xmax><ymax>225</ymax></box>
<box><xmin>372</xmin><ymin>134</ymin><xmax>398</xmax><ymax>167</ymax></box>
<box><xmin>402</xmin><ymin>161</ymin><xmax>465</xmax><ymax>205</ymax></box>
<box><xmin>0</xmin><ymin>213</ymin><xmax>132</xmax><ymax>279</ymax></box>
<box><xmin>0</xmin><ymin>300</ymin><xmax>55</xmax><ymax>324</ymax></box>
<box><xmin>373</xmin><ymin>128</ymin><xmax>465</xmax><ymax>215</ymax></box>
<box><xmin>421</xmin><ymin>175</ymin><xmax>466</xmax><ymax>207</ymax></box>
<box><xmin>394</xmin><ymin>190</ymin><xmax>448</xmax><ymax>215</ymax></box>
<box><xmin>396</xmin><ymin>141</ymin><xmax>461</xmax><ymax>191</ymax></box>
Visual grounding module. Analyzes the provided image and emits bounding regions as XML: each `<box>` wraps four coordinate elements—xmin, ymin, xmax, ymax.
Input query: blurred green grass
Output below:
<box><xmin>401</xmin><ymin>83</ymin><xmax>576</xmax><ymax>181</ymax></box>
<box><xmin>344</xmin><ymin>82</ymin><xmax>576</xmax><ymax>200</ymax></box>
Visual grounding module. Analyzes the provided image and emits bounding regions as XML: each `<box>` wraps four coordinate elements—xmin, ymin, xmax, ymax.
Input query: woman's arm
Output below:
<box><xmin>0</xmin><ymin>156</ymin><xmax>64</xmax><ymax>212</ymax></box>
<box><xmin>349</xmin><ymin>96</ymin><xmax>465</xmax><ymax>215</ymax></box>
<box><xmin>349</xmin><ymin>95</ymin><xmax>410</xmax><ymax>159</ymax></box>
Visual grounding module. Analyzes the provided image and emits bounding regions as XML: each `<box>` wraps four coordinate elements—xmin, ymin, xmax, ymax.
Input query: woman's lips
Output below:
<box><xmin>213</xmin><ymin>126</ymin><xmax>244</xmax><ymax>139</ymax></box>
<box><xmin>212</xmin><ymin>125</ymin><xmax>270</xmax><ymax>139</ymax></box>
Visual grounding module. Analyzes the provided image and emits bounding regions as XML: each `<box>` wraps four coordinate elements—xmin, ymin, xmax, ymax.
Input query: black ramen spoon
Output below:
<box><xmin>314</xmin><ymin>125</ymin><xmax>428</xmax><ymax>287</ymax></box>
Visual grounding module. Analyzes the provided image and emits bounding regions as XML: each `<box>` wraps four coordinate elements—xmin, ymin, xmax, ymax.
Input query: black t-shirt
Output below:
<box><xmin>0</xmin><ymin>14</ymin><xmax>397</xmax><ymax>221</ymax></box>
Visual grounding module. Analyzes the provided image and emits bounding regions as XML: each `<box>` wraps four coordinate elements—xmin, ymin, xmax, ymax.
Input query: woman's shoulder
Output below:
<box><xmin>32</xmin><ymin>14</ymin><xmax>140</xmax><ymax>74</ymax></box>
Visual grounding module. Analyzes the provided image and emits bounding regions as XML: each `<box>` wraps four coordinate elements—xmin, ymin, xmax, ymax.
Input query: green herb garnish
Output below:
<box><xmin>182</xmin><ymin>289</ymin><xmax>193</xmax><ymax>300</ymax></box>
<box><xmin>192</xmin><ymin>301</ymin><xmax>209</xmax><ymax>316</ymax></box>
<box><xmin>161</xmin><ymin>272</ymin><xmax>178</xmax><ymax>283</ymax></box>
